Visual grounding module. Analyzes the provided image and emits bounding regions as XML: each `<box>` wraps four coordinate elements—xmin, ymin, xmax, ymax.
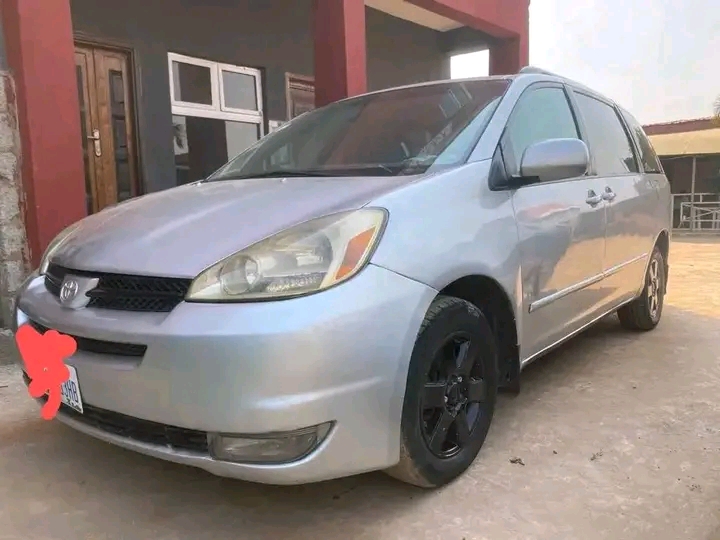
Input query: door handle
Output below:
<box><xmin>602</xmin><ymin>186</ymin><xmax>617</xmax><ymax>202</ymax></box>
<box><xmin>87</xmin><ymin>129</ymin><xmax>102</xmax><ymax>157</ymax></box>
<box><xmin>586</xmin><ymin>190</ymin><xmax>603</xmax><ymax>206</ymax></box>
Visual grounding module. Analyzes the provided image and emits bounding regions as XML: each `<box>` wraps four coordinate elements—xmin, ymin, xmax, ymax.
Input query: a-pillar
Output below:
<box><xmin>0</xmin><ymin>0</ymin><xmax>86</xmax><ymax>267</ymax></box>
<box><xmin>313</xmin><ymin>0</ymin><xmax>368</xmax><ymax>107</ymax></box>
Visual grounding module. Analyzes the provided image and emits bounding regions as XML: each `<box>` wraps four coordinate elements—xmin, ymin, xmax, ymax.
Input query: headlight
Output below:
<box><xmin>186</xmin><ymin>208</ymin><xmax>387</xmax><ymax>302</ymax></box>
<box><xmin>38</xmin><ymin>222</ymin><xmax>81</xmax><ymax>275</ymax></box>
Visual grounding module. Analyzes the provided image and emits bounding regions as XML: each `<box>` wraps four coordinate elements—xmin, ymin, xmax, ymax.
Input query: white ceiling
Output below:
<box><xmin>365</xmin><ymin>0</ymin><xmax>463</xmax><ymax>31</ymax></box>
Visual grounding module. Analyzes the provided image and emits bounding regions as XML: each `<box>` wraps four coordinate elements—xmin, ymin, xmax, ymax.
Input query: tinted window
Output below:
<box><xmin>621</xmin><ymin>111</ymin><xmax>663</xmax><ymax>173</ymax></box>
<box><xmin>209</xmin><ymin>79</ymin><xmax>510</xmax><ymax>179</ymax></box>
<box><xmin>574</xmin><ymin>93</ymin><xmax>638</xmax><ymax>175</ymax></box>
<box><xmin>503</xmin><ymin>86</ymin><xmax>580</xmax><ymax>175</ymax></box>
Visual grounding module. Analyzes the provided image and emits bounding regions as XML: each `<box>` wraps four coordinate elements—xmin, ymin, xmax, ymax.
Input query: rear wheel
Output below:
<box><xmin>385</xmin><ymin>296</ymin><xmax>498</xmax><ymax>488</ymax></box>
<box><xmin>618</xmin><ymin>247</ymin><xmax>665</xmax><ymax>331</ymax></box>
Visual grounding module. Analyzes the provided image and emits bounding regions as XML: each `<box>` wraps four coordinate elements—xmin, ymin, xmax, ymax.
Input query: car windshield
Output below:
<box><xmin>208</xmin><ymin>78</ymin><xmax>510</xmax><ymax>180</ymax></box>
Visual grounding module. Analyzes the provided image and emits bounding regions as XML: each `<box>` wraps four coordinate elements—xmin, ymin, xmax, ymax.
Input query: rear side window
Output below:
<box><xmin>574</xmin><ymin>93</ymin><xmax>639</xmax><ymax>175</ymax></box>
<box><xmin>621</xmin><ymin>111</ymin><xmax>664</xmax><ymax>174</ymax></box>
<box><xmin>503</xmin><ymin>86</ymin><xmax>580</xmax><ymax>175</ymax></box>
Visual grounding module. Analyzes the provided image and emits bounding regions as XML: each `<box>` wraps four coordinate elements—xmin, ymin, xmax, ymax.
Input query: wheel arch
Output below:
<box><xmin>652</xmin><ymin>229</ymin><xmax>670</xmax><ymax>289</ymax></box>
<box><xmin>437</xmin><ymin>274</ymin><xmax>520</xmax><ymax>392</ymax></box>
<box><xmin>634</xmin><ymin>230</ymin><xmax>671</xmax><ymax>298</ymax></box>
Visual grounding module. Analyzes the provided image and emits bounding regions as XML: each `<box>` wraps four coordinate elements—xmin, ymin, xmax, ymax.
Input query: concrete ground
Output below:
<box><xmin>1</xmin><ymin>238</ymin><xmax>719</xmax><ymax>540</ymax></box>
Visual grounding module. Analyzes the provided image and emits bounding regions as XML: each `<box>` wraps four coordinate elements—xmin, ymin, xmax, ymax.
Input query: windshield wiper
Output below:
<box><xmin>212</xmin><ymin>162</ymin><xmax>433</xmax><ymax>182</ymax></box>
<box><xmin>213</xmin><ymin>170</ymin><xmax>338</xmax><ymax>181</ymax></box>
<box><xmin>214</xmin><ymin>165</ymin><xmax>402</xmax><ymax>181</ymax></box>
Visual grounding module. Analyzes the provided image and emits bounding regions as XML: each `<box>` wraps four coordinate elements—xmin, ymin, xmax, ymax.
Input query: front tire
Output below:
<box><xmin>385</xmin><ymin>296</ymin><xmax>498</xmax><ymax>488</ymax></box>
<box><xmin>618</xmin><ymin>246</ymin><xmax>665</xmax><ymax>331</ymax></box>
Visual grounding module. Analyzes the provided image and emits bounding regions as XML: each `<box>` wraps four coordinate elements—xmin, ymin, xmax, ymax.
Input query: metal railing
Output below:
<box><xmin>672</xmin><ymin>193</ymin><xmax>720</xmax><ymax>232</ymax></box>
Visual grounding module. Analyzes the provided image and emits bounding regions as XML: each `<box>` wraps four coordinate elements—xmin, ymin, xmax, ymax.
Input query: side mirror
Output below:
<box><xmin>519</xmin><ymin>138</ymin><xmax>590</xmax><ymax>183</ymax></box>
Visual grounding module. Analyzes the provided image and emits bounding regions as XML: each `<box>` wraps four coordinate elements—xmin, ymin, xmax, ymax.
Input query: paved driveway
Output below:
<box><xmin>1</xmin><ymin>238</ymin><xmax>719</xmax><ymax>540</ymax></box>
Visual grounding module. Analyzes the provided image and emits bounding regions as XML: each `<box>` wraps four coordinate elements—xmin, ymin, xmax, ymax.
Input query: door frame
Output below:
<box><xmin>495</xmin><ymin>81</ymin><xmax>609</xmax><ymax>358</ymax></box>
<box><xmin>74</xmin><ymin>34</ymin><xmax>144</xmax><ymax>203</ymax></box>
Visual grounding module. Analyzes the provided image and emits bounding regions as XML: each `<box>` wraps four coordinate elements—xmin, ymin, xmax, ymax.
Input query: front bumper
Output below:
<box><xmin>15</xmin><ymin>264</ymin><xmax>436</xmax><ymax>484</ymax></box>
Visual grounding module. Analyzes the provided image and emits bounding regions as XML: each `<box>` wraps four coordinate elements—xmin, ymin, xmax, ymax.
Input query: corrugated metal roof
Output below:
<box><xmin>643</xmin><ymin>117</ymin><xmax>717</xmax><ymax>135</ymax></box>
<box><xmin>648</xmin><ymin>128</ymin><xmax>720</xmax><ymax>157</ymax></box>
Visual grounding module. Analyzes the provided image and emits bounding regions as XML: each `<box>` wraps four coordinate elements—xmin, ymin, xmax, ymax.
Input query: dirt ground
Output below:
<box><xmin>1</xmin><ymin>237</ymin><xmax>719</xmax><ymax>540</ymax></box>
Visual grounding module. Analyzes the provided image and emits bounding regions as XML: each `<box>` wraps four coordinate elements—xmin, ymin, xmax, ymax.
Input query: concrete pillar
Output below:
<box><xmin>313</xmin><ymin>0</ymin><xmax>367</xmax><ymax>107</ymax></box>
<box><xmin>489</xmin><ymin>34</ymin><xmax>528</xmax><ymax>75</ymax></box>
<box><xmin>488</xmin><ymin>1</ymin><xmax>529</xmax><ymax>75</ymax></box>
<box><xmin>0</xmin><ymin>72</ymin><xmax>29</xmax><ymax>326</ymax></box>
<box><xmin>406</xmin><ymin>0</ymin><xmax>530</xmax><ymax>76</ymax></box>
<box><xmin>0</xmin><ymin>0</ymin><xmax>86</xmax><ymax>268</ymax></box>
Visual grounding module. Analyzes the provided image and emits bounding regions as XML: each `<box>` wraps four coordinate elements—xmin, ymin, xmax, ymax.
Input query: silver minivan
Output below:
<box><xmin>14</xmin><ymin>66</ymin><xmax>671</xmax><ymax>488</ymax></box>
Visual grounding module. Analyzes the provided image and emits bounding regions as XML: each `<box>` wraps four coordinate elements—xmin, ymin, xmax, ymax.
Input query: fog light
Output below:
<box><xmin>209</xmin><ymin>422</ymin><xmax>334</xmax><ymax>464</ymax></box>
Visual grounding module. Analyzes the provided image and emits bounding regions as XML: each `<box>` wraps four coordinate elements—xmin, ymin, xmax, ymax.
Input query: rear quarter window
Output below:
<box><xmin>621</xmin><ymin>111</ymin><xmax>664</xmax><ymax>174</ymax></box>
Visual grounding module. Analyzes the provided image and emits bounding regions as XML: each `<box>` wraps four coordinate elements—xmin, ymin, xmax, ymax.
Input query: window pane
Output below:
<box><xmin>226</xmin><ymin>121</ymin><xmax>260</xmax><ymax>159</ymax></box>
<box><xmin>574</xmin><ymin>94</ymin><xmax>639</xmax><ymax>175</ymax></box>
<box><xmin>108</xmin><ymin>69</ymin><xmax>133</xmax><ymax>202</ymax></box>
<box><xmin>289</xmin><ymin>87</ymin><xmax>315</xmax><ymax>118</ymax></box>
<box><xmin>505</xmin><ymin>87</ymin><xmax>579</xmax><ymax>174</ymax></box>
<box><xmin>288</xmin><ymin>79</ymin><xmax>315</xmax><ymax>119</ymax></box>
<box><xmin>222</xmin><ymin>70</ymin><xmax>258</xmax><ymax>111</ymax></box>
<box><xmin>173</xmin><ymin>115</ymin><xmax>260</xmax><ymax>185</ymax></box>
<box><xmin>210</xmin><ymin>79</ymin><xmax>510</xmax><ymax>180</ymax></box>
<box><xmin>172</xmin><ymin>61</ymin><xmax>213</xmax><ymax>105</ymax></box>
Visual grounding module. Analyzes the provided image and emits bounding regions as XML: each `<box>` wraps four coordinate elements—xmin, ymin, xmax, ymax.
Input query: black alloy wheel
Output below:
<box><xmin>421</xmin><ymin>333</ymin><xmax>488</xmax><ymax>459</ymax></box>
<box><xmin>386</xmin><ymin>296</ymin><xmax>498</xmax><ymax>488</ymax></box>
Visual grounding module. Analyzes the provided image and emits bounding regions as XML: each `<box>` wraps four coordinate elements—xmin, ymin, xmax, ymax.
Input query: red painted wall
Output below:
<box><xmin>1</xmin><ymin>0</ymin><xmax>87</xmax><ymax>267</ymax></box>
<box><xmin>313</xmin><ymin>0</ymin><xmax>368</xmax><ymax>107</ymax></box>
<box><xmin>408</xmin><ymin>0</ymin><xmax>527</xmax><ymax>38</ymax></box>
<box><xmin>407</xmin><ymin>0</ymin><xmax>529</xmax><ymax>74</ymax></box>
<box><xmin>314</xmin><ymin>0</ymin><xmax>529</xmax><ymax>106</ymax></box>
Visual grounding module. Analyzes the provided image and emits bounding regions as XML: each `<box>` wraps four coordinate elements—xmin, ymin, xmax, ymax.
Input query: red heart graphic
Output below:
<box><xmin>15</xmin><ymin>324</ymin><xmax>77</xmax><ymax>420</ymax></box>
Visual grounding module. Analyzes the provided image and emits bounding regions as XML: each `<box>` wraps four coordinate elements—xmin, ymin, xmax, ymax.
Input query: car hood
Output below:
<box><xmin>53</xmin><ymin>176</ymin><xmax>416</xmax><ymax>278</ymax></box>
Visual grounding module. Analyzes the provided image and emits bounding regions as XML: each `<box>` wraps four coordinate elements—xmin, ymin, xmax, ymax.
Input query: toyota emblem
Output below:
<box><xmin>59</xmin><ymin>279</ymin><xmax>80</xmax><ymax>304</ymax></box>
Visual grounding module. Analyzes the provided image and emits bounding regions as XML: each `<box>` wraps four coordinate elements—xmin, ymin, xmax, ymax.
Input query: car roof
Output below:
<box><xmin>334</xmin><ymin>66</ymin><xmax>621</xmax><ymax>111</ymax></box>
<box><xmin>332</xmin><ymin>75</ymin><xmax>514</xmax><ymax>103</ymax></box>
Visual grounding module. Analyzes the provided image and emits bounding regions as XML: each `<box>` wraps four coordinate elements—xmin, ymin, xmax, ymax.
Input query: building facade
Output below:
<box><xmin>0</xmin><ymin>0</ymin><xmax>530</xmax><ymax>325</ymax></box>
<box><xmin>645</xmin><ymin>118</ymin><xmax>720</xmax><ymax>232</ymax></box>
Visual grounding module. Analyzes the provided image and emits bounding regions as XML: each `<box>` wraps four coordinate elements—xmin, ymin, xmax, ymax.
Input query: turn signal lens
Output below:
<box><xmin>335</xmin><ymin>228</ymin><xmax>377</xmax><ymax>280</ymax></box>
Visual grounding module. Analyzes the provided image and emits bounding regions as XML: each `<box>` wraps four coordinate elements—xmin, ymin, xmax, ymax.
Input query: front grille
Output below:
<box><xmin>45</xmin><ymin>263</ymin><xmax>192</xmax><ymax>313</ymax></box>
<box><xmin>44</xmin><ymin>268</ymin><xmax>63</xmax><ymax>296</ymax></box>
<box><xmin>29</xmin><ymin>319</ymin><xmax>147</xmax><ymax>358</ymax></box>
<box><xmin>24</xmin><ymin>372</ymin><xmax>209</xmax><ymax>454</ymax></box>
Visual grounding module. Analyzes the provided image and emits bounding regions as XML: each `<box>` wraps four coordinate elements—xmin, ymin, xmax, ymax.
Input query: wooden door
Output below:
<box><xmin>75</xmin><ymin>44</ymin><xmax>139</xmax><ymax>214</ymax></box>
<box><xmin>286</xmin><ymin>74</ymin><xmax>315</xmax><ymax>120</ymax></box>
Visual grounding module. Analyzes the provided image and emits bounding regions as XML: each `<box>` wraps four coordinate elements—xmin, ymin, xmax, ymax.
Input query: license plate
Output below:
<box><xmin>60</xmin><ymin>365</ymin><xmax>83</xmax><ymax>414</ymax></box>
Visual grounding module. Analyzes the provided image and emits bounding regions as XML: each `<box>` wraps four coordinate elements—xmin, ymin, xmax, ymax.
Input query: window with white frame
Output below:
<box><xmin>169</xmin><ymin>52</ymin><xmax>264</xmax><ymax>185</ymax></box>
